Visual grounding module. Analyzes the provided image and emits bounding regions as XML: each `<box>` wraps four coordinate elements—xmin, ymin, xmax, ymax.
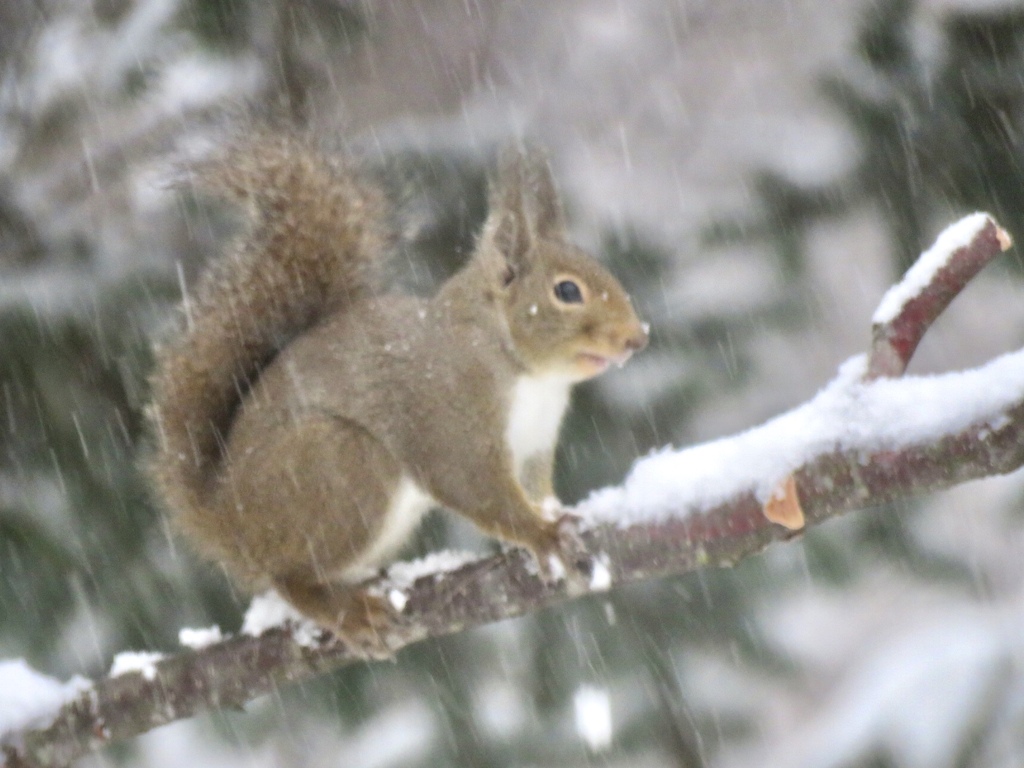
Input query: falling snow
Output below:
<box><xmin>4</xmin><ymin>1</ymin><xmax>1024</xmax><ymax>766</ymax></box>
<box><xmin>589</xmin><ymin>554</ymin><xmax>613</xmax><ymax>591</ymax></box>
<box><xmin>573</xmin><ymin>684</ymin><xmax>612</xmax><ymax>751</ymax></box>
<box><xmin>387</xmin><ymin>589</ymin><xmax>408</xmax><ymax>612</ymax></box>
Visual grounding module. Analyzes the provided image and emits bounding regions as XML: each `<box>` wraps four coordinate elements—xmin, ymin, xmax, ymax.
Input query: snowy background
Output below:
<box><xmin>3</xmin><ymin>0</ymin><xmax>1024</xmax><ymax>765</ymax></box>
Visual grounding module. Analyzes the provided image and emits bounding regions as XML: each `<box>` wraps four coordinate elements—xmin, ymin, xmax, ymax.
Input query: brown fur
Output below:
<box><xmin>146</xmin><ymin>136</ymin><xmax>647</xmax><ymax>652</ymax></box>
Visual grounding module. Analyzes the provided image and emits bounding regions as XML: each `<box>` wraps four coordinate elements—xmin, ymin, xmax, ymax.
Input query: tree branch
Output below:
<box><xmin>2</xmin><ymin>214</ymin><xmax>1018</xmax><ymax>768</ymax></box>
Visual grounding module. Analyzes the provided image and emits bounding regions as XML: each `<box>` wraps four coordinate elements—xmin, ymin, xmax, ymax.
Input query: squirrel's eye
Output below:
<box><xmin>553</xmin><ymin>280</ymin><xmax>583</xmax><ymax>304</ymax></box>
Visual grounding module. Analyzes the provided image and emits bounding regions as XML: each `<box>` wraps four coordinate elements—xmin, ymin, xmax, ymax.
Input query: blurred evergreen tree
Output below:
<box><xmin>711</xmin><ymin>0</ymin><xmax>1024</xmax><ymax>275</ymax></box>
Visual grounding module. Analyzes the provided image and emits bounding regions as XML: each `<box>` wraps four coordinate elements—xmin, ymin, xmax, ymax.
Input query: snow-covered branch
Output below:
<box><xmin>1</xmin><ymin>213</ymin><xmax>1018</xmax><ymax>768</ymax></box>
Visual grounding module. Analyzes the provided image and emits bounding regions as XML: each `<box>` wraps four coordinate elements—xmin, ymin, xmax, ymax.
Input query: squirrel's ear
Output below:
<box><xmin>484</xmin><ymin>145</ymin><xmax>566</xmax><ymax>277</ymax></box>
<box><xmin>520</xmin><ymin>147</ymin><xmax>566</xmax><ymax>240</ymax></box>
<box><xmin>484</xmin><ymin>147</ymin><xmax>532</xmax><ymax>276</ymax></box>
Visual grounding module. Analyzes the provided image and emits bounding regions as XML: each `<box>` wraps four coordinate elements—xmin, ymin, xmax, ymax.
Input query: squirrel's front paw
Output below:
<box><xmin>540</xmin><ymin>495</ymin><xmax>563</xmax><ymax>521</ymax></box>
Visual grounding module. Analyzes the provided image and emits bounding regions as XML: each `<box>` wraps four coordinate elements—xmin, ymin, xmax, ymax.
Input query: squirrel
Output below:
<box><xmin>146</xmin><ymin>133</ymin><xmax>648</xmax><ymax>653</ymax></box>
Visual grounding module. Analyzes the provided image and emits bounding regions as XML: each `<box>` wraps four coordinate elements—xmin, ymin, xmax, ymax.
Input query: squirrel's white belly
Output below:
<box><xmin>506</xmin><ymin>374</ymin><xmax>572</xmax><ymax>475</ymax></box>
<box><xmin>337</xmin><ymin>375</ymin><xmax>570</xmax><ymax>582</ymax></box>
<box><xmin>339</xmin><ymin>475</ymin><xmax>434</xmax><ymax>581</ymax></box>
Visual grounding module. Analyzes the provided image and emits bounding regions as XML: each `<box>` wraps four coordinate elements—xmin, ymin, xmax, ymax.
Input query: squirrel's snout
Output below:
<box><xmin>626</xmin><ymin>331</ymin><xmax>648</xmax><ymax>352</ymax></box>
<box><xmin>603</xmin><ymin>321</ymin><xmax>649</xmax><ymax>370</ymax></box>
<box><xmin>624</xmin><ymin>322</ymin><xmax>650</xmax><ymax>353</ymax></box>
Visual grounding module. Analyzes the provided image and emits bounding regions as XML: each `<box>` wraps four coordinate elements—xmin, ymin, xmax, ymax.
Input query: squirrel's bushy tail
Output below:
<box><xmin>147</xmin><ymin>134</ymin><xmax>392</xmax><ymax>525</ymax></box>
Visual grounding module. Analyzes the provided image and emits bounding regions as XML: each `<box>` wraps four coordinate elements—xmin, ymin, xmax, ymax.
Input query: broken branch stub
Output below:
<box><xmin>867</xmin><ymin>214</ymin><xmax>1012</xmax><ymax>380</ymax></box>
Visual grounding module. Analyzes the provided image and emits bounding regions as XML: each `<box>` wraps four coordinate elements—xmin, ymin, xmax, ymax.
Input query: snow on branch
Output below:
<box><xmin>2</xmin><ymin>214</ymin><xmax>1020</xmax><ymax>768</ymax></box>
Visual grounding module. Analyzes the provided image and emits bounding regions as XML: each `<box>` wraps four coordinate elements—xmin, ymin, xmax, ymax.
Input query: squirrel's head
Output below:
<box><xmin>478</xmin><ymin>147</ymin><xmax>648</xmax><ymax>381</ymax></box>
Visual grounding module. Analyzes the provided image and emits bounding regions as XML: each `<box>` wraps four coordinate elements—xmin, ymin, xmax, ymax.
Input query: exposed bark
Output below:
<box><xmin>3</xmin><ymin>214</ymin><xmax>1020</xmax><ymax>768</ymax></box>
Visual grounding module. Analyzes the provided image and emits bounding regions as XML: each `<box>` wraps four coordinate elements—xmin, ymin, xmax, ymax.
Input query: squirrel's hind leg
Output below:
<box><xmin>273</xmin><ymin>574</ymin><xmax>399</xmax><ymax>659</ymax></box>
<box><xmin>224</xmin><ymin>412</ymin><xmax>408</xmax><ymax>655</ymax></box>
<box><xmin>221</xmin><ymin>411</ymin><xmax>403</xmax><ymax>575</ymax></box>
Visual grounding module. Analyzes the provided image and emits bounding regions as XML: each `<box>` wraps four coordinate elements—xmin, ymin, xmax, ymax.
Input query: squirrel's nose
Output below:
<box><xmin>625</xmin><ymin>322</ymin><xmax>649</xmax><ymax>352</ymax></box>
